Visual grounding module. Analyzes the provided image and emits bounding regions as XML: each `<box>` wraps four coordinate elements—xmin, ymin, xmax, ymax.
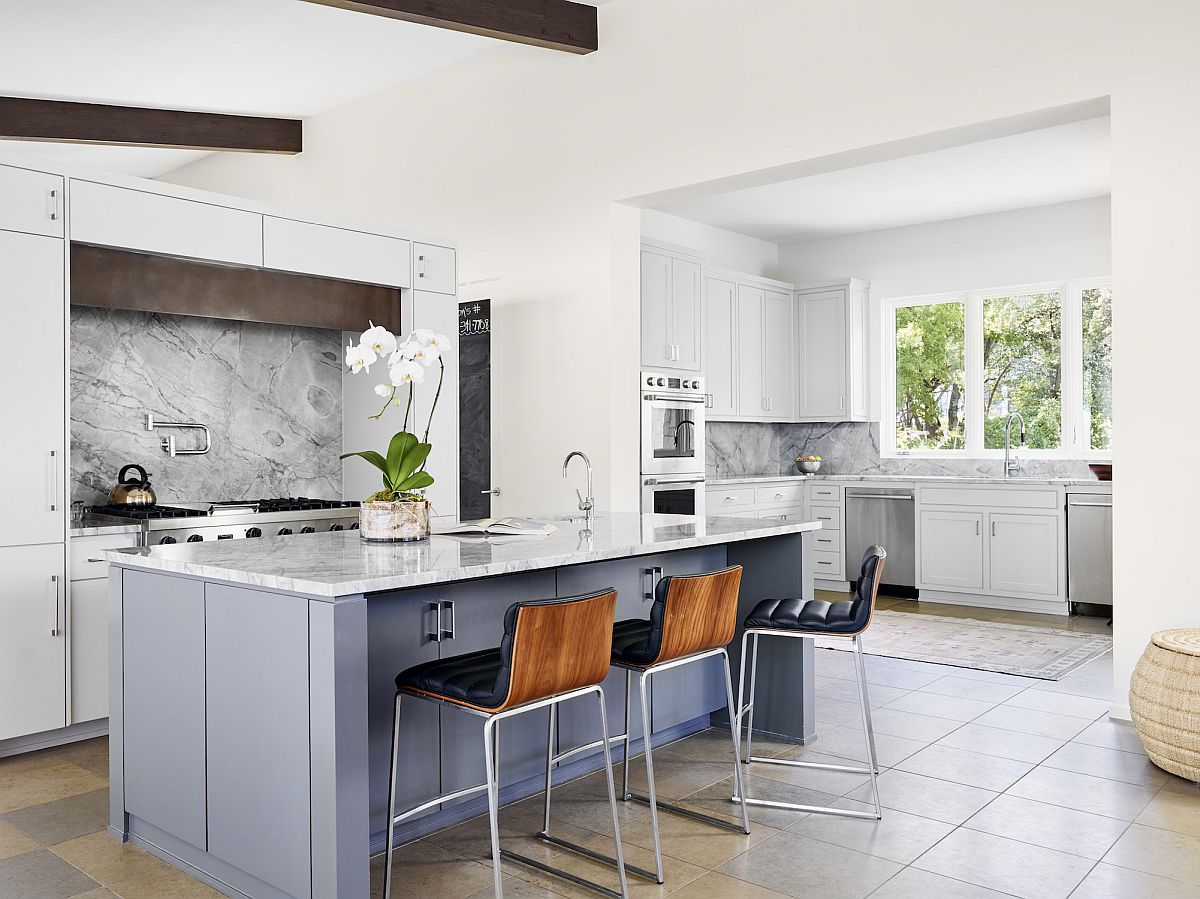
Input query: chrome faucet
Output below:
<box><xmin>1003</xmin><ymin>412</ymin><xmax>1027</xmax><ymax>478</ymax></box>
<box><xmin>562</xmin><ymin>451</ymin><xmax>594</xmax><ymax>519</ymax></box>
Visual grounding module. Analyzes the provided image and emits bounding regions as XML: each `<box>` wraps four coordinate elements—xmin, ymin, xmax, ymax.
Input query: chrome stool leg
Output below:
<box><xmin>637</xmin><ymin>671</ymin><xmax>664</xmax><ymax>883</ymax></box>
<box><xmin>621</xmin><ymin>669</ymin><xmax>633</xmax><ymax>800</ymax></box>
<box><xmin>483</xmin><ymin>716</ymin><xmax>504</xmax><ymax>898</ymax></box>
<box><xmin>383</xmin><ymin>692</ymin><xmax>403</xmax><ymax>899</ymax></box>
<box><xmin>595</xmin><ymin>687</ymin><xmax>630</xmax><ymax>899</ymax></box>
<box><xmin>719</xmin><ymin>648</ymin><xmax>751</xmax><ymax>835</ymax></box>
<box><xmin>542</xmin><ymin>703</ymin><xmax>555</xmax><ymax>834</ymax></box>
<box><xmin>853</xmin><ymin>637</ymin><xmax>882</xmax><ymax>815</ymax></box>
<box><xmin>745</xmin><ymin>632</ymin><xmax>760</xmax><ymax>761</ymax></box>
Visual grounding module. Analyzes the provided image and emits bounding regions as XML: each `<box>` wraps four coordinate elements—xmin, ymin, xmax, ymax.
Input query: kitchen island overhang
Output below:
<box><xmin>104</xmin><ymin>513</ymin><xmax>821</xmax><ymax>899</ymax></box>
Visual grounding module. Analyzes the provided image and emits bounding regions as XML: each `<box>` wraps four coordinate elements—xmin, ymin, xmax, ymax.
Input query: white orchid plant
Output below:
<box><xmin>341</xmin><ymin>323</ymin><xmax>452</xmax><ymax>504</ymax></box>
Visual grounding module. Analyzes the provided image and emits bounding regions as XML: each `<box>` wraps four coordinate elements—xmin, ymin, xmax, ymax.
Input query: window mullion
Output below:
<box><xmin>1062</xmin><ymin>281</ymin><xmax>1084</xmax><ymax>453</ymax></box>
<box><xmin>965</xmin><ymin>292</ymin><xmax>984</xmax><ymax>456</ymax></box>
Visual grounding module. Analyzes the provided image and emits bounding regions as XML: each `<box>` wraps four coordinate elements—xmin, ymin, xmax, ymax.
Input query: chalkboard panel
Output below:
<box><xmin>459</xmin><ymin>299</ymin><xmax>492</xmax><ymax>519</ymax></box>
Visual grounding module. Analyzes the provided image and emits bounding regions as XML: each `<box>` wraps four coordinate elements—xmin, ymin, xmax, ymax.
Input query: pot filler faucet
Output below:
<box><xmin>562</xmin><ymin>451</ymin><xmax>594</xmax><ymax>519</ymax></box>
<box><xmin>1004</xmin><ymin>412</ymin><xmax>1027</xmax><ymax>478</ymax></box>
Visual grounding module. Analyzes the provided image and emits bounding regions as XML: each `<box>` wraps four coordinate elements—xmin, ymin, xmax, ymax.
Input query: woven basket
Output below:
<box><xmin>1129</xmin><ymin>629</ymin><xmax>1200</xmax><ymax>782</ymax></box>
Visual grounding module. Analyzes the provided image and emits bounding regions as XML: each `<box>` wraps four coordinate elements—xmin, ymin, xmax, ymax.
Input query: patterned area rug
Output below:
<box><xmin>816</xmin><ymin>610</ymin><xmax>1112</xmax><ymax>680</ymax></box>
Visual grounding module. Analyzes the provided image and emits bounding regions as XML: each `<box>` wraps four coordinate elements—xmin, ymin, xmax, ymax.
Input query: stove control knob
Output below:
<box><xmin>646</xmin><ymin>376</ymin><xmax>655</xmax><ymax>386</ymax></box>
<box><xmin>245</xmin><ymin>527</ymin><xmax>262</xmax><ymax>538</ymax></box>
<box><xmin>159</xmin><ymin>536</ymin><xmax>177</xmax><ymax>545</ymax></box>
<box><xmin>187</xmin><ymin>535</ymin><xmax>203</xmax><ymax>543</ymax></box>
<box><xmin>300</xmin><ymin>526</ymin><xmax>315</xmax><ymax>534</ymax></box>
<box><xmin>329</xmin><ymin>524</ymin><xmax>344</xmax><ymax>531</ymax></box>
<box><xmin>656</xmin><ymin>377</ymin><xmax>666</xmax><ymax>387</ymax></box>
<box><xmin>350</xmin><ymin>523</ymin><xmax>360</xmax><ymax>530</ymax></box>
<box><xmin>277</xmin><ymin>527</ymin><xmax>293</xmax><ymax>536</ymax></box>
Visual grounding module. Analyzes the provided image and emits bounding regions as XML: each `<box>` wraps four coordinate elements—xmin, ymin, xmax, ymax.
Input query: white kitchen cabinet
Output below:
<box><xmin>988</xmin><ymin>513</ymin><xmax>1059</xmax><ymax>596</ymax></box>
<box><xmin>919</xmin><ymin>510</ymin><xmax>985</xmax><ymax>590</ymax></box>
<box><xmin>69</xmin><ymin>179</ymin><xmax>263</xmax><ymax>266</ymax></box>
<box><xmin>796</xmin><ymin>279</ymin><xmax>870</xmax><ymax>421</ymax></box>
<box><xmin>70</xmin><ymin>578</ymin><xmax>108</xmax><ymax>724</ymax></box>
<box><xmin>735</xmin><ymin>283</ymin><xmax>767</xmax><ymax>417</ymax></box>
<box><xmin>764</xmin><ymin>288</ymin><xmax>795</xmax><ymax>418</ymax></box>
<box><xmin>704</xmin><ymin>275</ymin><xmax>737</xmax><ymax>416</ymax></box>
<box><xmin>413</xmin><ymin>243</ymin><xmax>457</xmax><ymax>295</ymax></box>
<box><xmin>0</xmin><ymin>164</ymin><xmax>64</xmax><ymax>238</ymax></box>
<box><xmin>0</xmin><ymin>229</ymin><xmax>65</xmax><ymax>547</ymax></box>
<box><xmin>0</xmin><ymin>544</ymin><xmax>66</xmax><ymax>741</ymax></box>
<box><xmin>640</xmin><ymin>246</ymin><xmax>702</xmax><ymax>372</ymax></box>
<box><xmin>263</xmin><ymin>217</ymin><xmax>411</xmax><ymax>287</ymax></box>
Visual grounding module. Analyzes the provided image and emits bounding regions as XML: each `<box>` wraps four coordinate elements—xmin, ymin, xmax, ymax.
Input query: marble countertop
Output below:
<box><xmin>104</xmin><ymin>512</ymin><xmax>820</xmax><ymax>599</ymax></box>
<box><xmin>70</xmin><ymin>516</ymin><xmax>143</xmax><ymax>538</ymax></box>
<box><xmin>709</xmin><ymin>473</ymin><xmax>1112</xmax><ymax>488</ymax></box>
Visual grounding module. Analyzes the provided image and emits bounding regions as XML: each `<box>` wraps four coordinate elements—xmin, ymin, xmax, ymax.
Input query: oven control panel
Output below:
<box><xmin>642</xmin><ymin>371</ymin><xmax>705</xmax><ymax>393</ymax></box>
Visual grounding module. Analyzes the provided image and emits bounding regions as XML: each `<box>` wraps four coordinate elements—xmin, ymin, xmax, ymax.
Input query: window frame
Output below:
<box><xmin>882</xmin><ymin>277</ymin><xmax>1112</xmax><ymax>460</ymax></box>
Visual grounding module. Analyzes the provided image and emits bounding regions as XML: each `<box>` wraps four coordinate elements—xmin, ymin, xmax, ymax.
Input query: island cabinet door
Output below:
<box><xmin>438</xmin><ymin>572</ymin><xmax>557</xmax><ymax>804</ymax></box>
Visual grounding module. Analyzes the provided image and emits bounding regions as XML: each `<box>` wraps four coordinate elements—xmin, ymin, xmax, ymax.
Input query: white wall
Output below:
<box><xmin>159</xmin><ymin>0</ymin><xmax>1200</xmax><ymax>716</ymax></box>
<box><xmin>777</xmin><ymin>197</ymin><xmax>1111</xmax><ymax>419</ymax></box>
<box><xmin>642</xmin><ymin>208</ymin><xmax>779</xmax><ymax>277</ymax></box>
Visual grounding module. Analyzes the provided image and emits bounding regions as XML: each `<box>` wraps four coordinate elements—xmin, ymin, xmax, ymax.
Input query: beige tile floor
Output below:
<box><xmin>1</xmin><ymin>599</ymin><xmax>1197</xmax><ymax>899</ymax></box>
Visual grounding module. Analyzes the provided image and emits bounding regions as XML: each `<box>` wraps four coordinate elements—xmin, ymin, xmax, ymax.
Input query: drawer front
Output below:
<box><xmin>809</xmin><ymin>504</ymin><xmax>842</xmax><ymax>531</ymax></box>
<box><xmin>263</xmin><ymin>217</ymin><xmax>411</xmax><ymax>287</ymax></box>
<box><xmin>756</xmin><ymin>483</ymin><xmax>806</xmax><ymax>506</ymax></box>
<box><xmin>757</xmin><ymin>504</ymin><xmax>806</xmax><ymax>523</ymax></box>
<box><xmin>707</xmin><ymin>488</ymin><xmax>756</xmax><ymax>511</ymax></box>
<box><xmin>920</xmin><ymin>486</ymin><xmax>1059</xmax><ymax>510</ymax></box>
<box><xmin>70</xmin><ymin>533</ymin><xmax>138</xmax><ymax>580</ymax></box>
<box><xmin>809</xmin><ymin>483</ymin><xmax>842</xmax><ymax>502</ymax></box>
<box><xmin>0</xmin><ymin>165</ymin><xmax>64</xmax><ymax>238</ymax></box>
<box><xmin>811</xmin><ymin>530</ymin><xmax>840</xmax><ymax>553</ymax></box>
<box><xmin>70</xmin><ymin>180</ymin><xmax>262</xmax><ymax>266</ymax></box>
<box><xmin>413</xmin><ymin>243</ymin><xmax>457</xmax><ymax>294</ymax></box>
<box><xmin>812</xmin><ymin>550</ymin><xmax>844</xmax><ymax>580</ymax></box>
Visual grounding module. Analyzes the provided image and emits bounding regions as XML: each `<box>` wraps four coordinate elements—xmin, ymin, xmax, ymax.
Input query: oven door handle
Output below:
<box><xmin>643</xmin><ymin>394</ymin><xmax>707</xmax><ymax>403</ymax></box>
<box><xmin>643</xmin><ymin>476</ymin><xmax>705</xmax><ymax>486</ymax></box>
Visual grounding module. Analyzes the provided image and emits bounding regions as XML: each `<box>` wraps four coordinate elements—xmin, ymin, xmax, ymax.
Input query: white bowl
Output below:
<box><xmin>795</xmin><ymin>459</ymin><xmax>822</xmax><ymax>474</ymax></box>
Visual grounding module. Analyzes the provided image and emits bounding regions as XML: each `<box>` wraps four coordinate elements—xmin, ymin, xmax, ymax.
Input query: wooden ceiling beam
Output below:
<box><xmin>301</xmin><ymin>0</ymin><xmax>598</xmax><ymax>54</ymax></box>
<box><xmin>0</xmin><ymin>96</ymin><xmax>303</xmax><ymax>154</ymax></box>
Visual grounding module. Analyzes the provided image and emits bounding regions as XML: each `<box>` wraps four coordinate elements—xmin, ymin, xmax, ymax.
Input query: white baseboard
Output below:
<box><xmin>0</xmin><ymin>719</ymin><xmax>109</xmax><ymax>758</ymax></box>
<box><xmin>918</xmin><ymin>590</ymin><xmax>1070</xmax><ymax>616</ymax></box>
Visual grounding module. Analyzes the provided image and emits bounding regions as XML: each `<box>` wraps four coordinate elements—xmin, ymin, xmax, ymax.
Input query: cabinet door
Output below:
<box><xmin>70</xmin><ymin>578</ymin><xmax>108</xmax><ymax>724</ymax></box>
<box><xmin>988</xmin><ymin>514</ymin><xmax>1059</xmax><ymax>596</ymax></box>
<box><xmin>704</xmin><ymin>276</ymin><xmax>738</xmax><ymax>417</ymax></box>
<box><xmin>0</xmin><ymin>230</ymin><xmax>64</xmax><ymax>547</ymax></box>
<box><xmin>70</xmin><ymin>180</ymin><xmax>262</xmax><ymax>266</ymax></box>
<box><xmin>763</xmin><ymin>288</ymin><xmax>794</xmax><ymax>419</ymax></box>
<box><xmin>640</xmin><ymin>250</ymin><xmax>673</xmax><ymax>369</ymax></box>
<box><xmin>414</xmin><ymin>243</ymin><xmax>456</xmax><ymax>295</ymax></box>
<box><xmin>263</xmin><ymin>216</ymin><xmax>411</xmax><ymax>287</ymax></box>
<box><xmin>735</xmin><ymin>285</ymin><xmax>766</xmax><ymax>417</ymax></box>
<box><xmin>0</xmin><ymin>165</ymin><xmax>64</xmax><ymax>238</ymax></box>
<box><xmin>410</xmin><ymin>291</ymin><xmax>460</xmax><ymax>518</ymax></box>
<box><xmin>918</xmin><ymin>510</ymin><xmax>984</xmax><ymax>590</ymax></box>
<box><xmin>797</xmin><ymin>289</ymin><xmax>847</xmax><ymax>419</ymax></box>
<box><xmin>670</xmin><ymin>257</ymin><xmax>702</xmax><ymax>371</ymax></box>
<box><xmin>0</xmin><ymin>544</ymin><xmax>66</xmax><ymax>741</ymax></box>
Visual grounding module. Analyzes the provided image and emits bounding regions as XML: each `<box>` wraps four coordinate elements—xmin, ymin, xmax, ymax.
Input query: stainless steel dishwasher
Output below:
<box><xmin>1067</xmin><ymin>492</ymin><xmax>1113</xmax><ymax>608</ymax></box>
<box><xmin>845</xmin><ymin>487</ymin><xmax>916</xmax><ymax>593</ymax></box>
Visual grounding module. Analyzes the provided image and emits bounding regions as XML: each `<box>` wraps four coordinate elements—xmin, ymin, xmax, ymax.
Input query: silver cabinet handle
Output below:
<box><xmin>441</xmin><ymin>600</ymin><xmax>455</xmax><ymax>640</ymax></box>
<box><xmin>643</xmin><ymin>565</ymin><xmax>663</xmax><ymax>600</ymax></box>
<box><xmin>976</xmin><ymin>520</ymin><xmax>981</xmax><ymax>535</ymax></box>
<box><xmin>417</xmin><ymin>254</ymin><xmax>426</xmax><ymax>279</ymax></box>
<box><xmin>49</xmin><ymin>575</ymin><xmax>60</xmax><ymax>637</ymax></box>
<box><xmin>47</xmin><ymin>449</ymin><xmax>58</xmax><ymax>511</ymax></box>
<box><xmin>87</xmin><ymin>557</ymin><xmax>104</xmax><ymax>563</ymax></box>
<box><xmin>480</xmin><ymin>487</ymin><xmax>501</xmax><ymax>496</ymax></box>
<box><xmin>47</xmin><ymin>189</ymin><xmax>59</xmax><ymax>221</ymax></box>
<box><xmin>1067</xmin><ymin>500</ymin><xmax>1112</xmax><ymax>508</ymax></box>
<box><xmin>426</xmin><ymin>601</ymin><xmax>442</xmax><ymax>642</ymax></box>
<box><xmin>849</xmin><ymin>495</ymin><xmax>914</xmax><ymax>501</ymax></box>
<box><xmin>992</xmin><ymin>520</ymin><xmax>997</xmax><ymax>537</ymax></box>
<box><xmin>839</xmin><ymin>397</ymin><xmax>845</xmax><ymax>411</ymax></box>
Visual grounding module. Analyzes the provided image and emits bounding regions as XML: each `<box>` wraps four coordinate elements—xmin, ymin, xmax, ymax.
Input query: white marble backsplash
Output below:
<box><xmin>71</xmin><ymin>307</ymin><xmax>344</xmax><ymax>505</ymax></box>
<box><xmin>707</xmin><ymin>421</ymin><xmax>1095</xmax><ymax>480</ymax></box>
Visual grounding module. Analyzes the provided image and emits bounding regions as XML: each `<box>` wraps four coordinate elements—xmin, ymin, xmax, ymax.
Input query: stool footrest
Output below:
<box><xmin>392</xmin><ymin>782</ymin><xmax>488</xmax><ymax>826</ymax></box>
<box><xmin>625</xmin><ymin>792</ymin><xmax>750</xmax><ymax>835</ymax></box>
<box><xmin>536</xmin><ymin>832</ymin><xmax>659</xmax><ymax>884</ymax></box>
<box><xmin>746</xmin><ymin>755</ymin><xmax>872</xmax><ymax>776</ymax></box>
<box><xmin>733</xmin><ymin>795</ymin><xmax>882</xmax><ymax>820</ymax></box>
<box><xmin>501</xmin><ymin>848</ymin><xmax>624</xmax><ymax>898</ymax></box>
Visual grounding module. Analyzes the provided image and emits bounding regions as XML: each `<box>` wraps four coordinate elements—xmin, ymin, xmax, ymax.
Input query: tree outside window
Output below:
<box><xmin>894</xmin><ymin>302</ymin><xmax>965</xmax><ymax>450</ymax></box>
<box><xmin>982</xmin><ymin>291</ymin><xmax>1061</xmax><ymax>449</ymax></box>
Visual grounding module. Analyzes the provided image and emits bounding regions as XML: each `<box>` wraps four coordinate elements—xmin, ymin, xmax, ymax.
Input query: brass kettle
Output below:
<box><xmin>108</xmin><ymin>464</ymin><xmax>157</xmax><ymax>507</ymax></box>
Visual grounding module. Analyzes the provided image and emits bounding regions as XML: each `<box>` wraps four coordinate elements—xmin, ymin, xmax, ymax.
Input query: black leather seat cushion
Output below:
<box><xmin>744</xmin><ymin>546</ymin><xmax>884</xmax><ymax>636</ymax></box>
<box><xmin>610</xmin><ymin>577</ymin><xmax>671</xmax><ymax>666</ymax></box>
<box><xmin>396</xmin><ymin>647</ymin><xmax>510</xmax><ymax>709</ymax></box>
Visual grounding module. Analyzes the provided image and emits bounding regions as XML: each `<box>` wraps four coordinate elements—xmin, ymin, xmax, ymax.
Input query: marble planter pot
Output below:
<box><xmin>359</xmin><ymin>500</ymin><xmax>430</xmax><ymax>542</ymax></box>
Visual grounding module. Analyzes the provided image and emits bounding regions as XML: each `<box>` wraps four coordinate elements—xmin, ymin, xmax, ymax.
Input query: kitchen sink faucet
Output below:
<box><xmin>1003</xmin><ymin>412</ymin><xmax>1027</xmax><ymax>478</ymax></box>
<box><xmin>562</xmin><ymin>451</ymin><xmax>594</xmax><ymax>520</ymax></box>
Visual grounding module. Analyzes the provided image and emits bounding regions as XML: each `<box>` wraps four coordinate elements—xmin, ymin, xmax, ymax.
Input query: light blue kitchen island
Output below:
<box><xmin>104</xmin><ymin>512</ymin><xmax>820</xmax><ymax>899</ymax></box>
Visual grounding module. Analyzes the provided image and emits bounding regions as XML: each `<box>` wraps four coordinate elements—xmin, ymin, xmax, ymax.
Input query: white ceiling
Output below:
<box><xmin>655</xmin><ymin>117</ymin><xmax>1112</xmax><ymax>244</ymax></box>
<box><xmin>0</xmin><ymin>0</ymin><xmax>495</xmax><ymax>176</ymax></box>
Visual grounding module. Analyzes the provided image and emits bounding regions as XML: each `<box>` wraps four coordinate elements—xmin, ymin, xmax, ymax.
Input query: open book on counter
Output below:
<box><xmin>432</xmin><ymin>517</ymin><xmax>558</xmax><ymax>537</ymax></box>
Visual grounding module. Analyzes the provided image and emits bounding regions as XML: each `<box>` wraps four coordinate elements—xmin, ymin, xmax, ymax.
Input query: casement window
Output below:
<box><xmin>883</xmin><ymin>278</ymin><xmax>1111</xmax><ymax>458</ymax></box>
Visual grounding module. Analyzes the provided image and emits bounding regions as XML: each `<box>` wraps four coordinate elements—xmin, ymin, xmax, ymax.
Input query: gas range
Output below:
<box><xmin>87</xmin><ymin>498</ymin><xmax>361</xmax><ymax>546</ymax></box>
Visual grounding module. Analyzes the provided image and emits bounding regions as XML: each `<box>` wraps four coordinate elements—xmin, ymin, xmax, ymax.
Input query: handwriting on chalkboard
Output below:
<box><xmin>459</xmin><ymin>299</ymin><xmax>491</xmax><ymax>338</ymax></box>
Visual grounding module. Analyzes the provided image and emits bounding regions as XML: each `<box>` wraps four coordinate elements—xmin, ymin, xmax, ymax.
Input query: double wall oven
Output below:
<box><xmin>640</xmin><ymin>370</ymin><xmax>706</xmax><ymax>516</ymax></box>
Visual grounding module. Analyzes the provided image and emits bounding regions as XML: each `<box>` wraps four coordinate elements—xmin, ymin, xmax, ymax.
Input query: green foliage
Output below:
<box><xmin>894</xmin><ymin>303</ymin><xmax>966</xmax><ymax>449</ymax></box>
<box><xmin>1082</xmin><ymin>287</ymin><xmax>1112</xmax><ymax>450</ymax></box>
<box><xmin>981</xmin><ymin>292</ymin><xmax>1061</xmax><ymax>449</ymax></box>
<box><xmin>341</xmin><ymin>430</ymin><xmax>435</xmax><ymax>501</ymax></box>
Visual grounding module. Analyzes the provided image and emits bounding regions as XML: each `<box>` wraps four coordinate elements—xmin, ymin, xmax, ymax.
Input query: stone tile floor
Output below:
<box><xmin>1</xmin><ymin>599</ymin><xmax>1197</xmax><ymax>899</ymax></box>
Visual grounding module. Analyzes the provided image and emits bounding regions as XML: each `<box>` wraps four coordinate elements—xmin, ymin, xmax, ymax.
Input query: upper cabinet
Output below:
<box><xmin>704</xmin><ymin>275</ymin><xmax>738</xmax><ymax>417</ymax></box>
<box><xmin>0</xmin><ymin>165</ymin><xmax>64</xmax><ymax>238</ymax></box>
<box><xmin>70</xmin><ymin>180</ymin><xmax>263</xmax><ymax>267</ymax></box>
<box><xmin>640</xmin><ymin>245</ymin><xmax>702</xmax><ymax>372</ymax></box>
<box><xmin>263</xmin><ymin>217</ymin><xmax>411</xmax><ymax>288</ymax></box>
<box><xmin>413</xmin><ymin>243</ymin><xmax>457</xmax><ymax>295</ymax></box>
<box><xmin>796</xmin><ymin>278</ymin><xmax>870</xmax><ymax>422</ymax></box>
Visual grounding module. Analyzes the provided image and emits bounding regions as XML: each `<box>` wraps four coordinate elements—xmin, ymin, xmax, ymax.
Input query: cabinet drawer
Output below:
<box><xmin>920</xmin><ymin>486</ymin><xmax>1058</xmax><ymax>510</ymax></box>
<box><xmin>812</xmin><ymin>551</ymin><xmax>844</xmax><ymax>580</ymax></box>
<box><xmin>810</xmin><ymin>505</ymin><xmax>842</xmax><ymax>531</ymax></box>
<box><xmin>811</xmin><ymin>530</ymin><xmax>840</xmax><ymax>553</ymax></box>
<box><xmin>413</xmin><ymin>243</ymin><xmax>456</xmax><ymax>294</ymax></box>
<box><xmin>70</xmin><ymin>533</ymin><xmax>138</xmax><ymax>580</ymax></box>
<box><xmin>757</xmin><ymin>504</ymin><xmax>805</xmax><ymax>523</ymax></box>
<box><xmin>707</xmin><ymin>488</ymin><xmax>756</xmax><ymax>511</ymax></box>
<box><xmin>0</xmin><ymin>165</ymin><xmax>64</xmax><ymax>238</ymax></box>
<box><xmin>809</xmin><ymin>483</ymin><xmax>842</xmax><ymax>502</ymax></box>
<box><xmin>263</xmin><ymin>217</ymin><xmax>411</xmax><ymax>287</ymax></box>
<box><xmin>70</xmin><ymin>180</ymin><xmax>262</xmax><ymax>266</ymax></box>
<box><xmin>756</xmin><ymin>483</ymin><xmax>805</xmax><ymax>506</ymax></box>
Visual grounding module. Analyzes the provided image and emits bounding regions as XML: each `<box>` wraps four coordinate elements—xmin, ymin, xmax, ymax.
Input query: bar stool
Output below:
<box><xmin>735</xmin><ymin>545</ymin><xmax>886</xmax><ymax>820</ymax></box>
<box><xmin>383</xmin><ymin>589</ymin><xmax>629</xmax><ymax>899</ymax></box>
<box><xmin>543</xmin><ymin>565</ymin><xmax>750</xmax><ymax>885</ymax></box>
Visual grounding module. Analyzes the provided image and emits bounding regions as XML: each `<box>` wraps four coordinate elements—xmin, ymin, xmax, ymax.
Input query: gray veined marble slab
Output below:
<box><xmin>69</xmin><ymin>518</ymin><xmax>143</xmax><ymax>538</ymax></box>
<box><xmin>104</xmin><ymin>511</ymin><xmax>821</xmax><ymax>598</ymax></box>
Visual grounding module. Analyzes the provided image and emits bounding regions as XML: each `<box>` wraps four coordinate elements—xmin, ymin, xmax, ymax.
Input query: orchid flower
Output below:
<box><xmin>410</xmin><ymin>343</ymin><xmax>441</xmax><ymax>367</ymax></box>
<box><xmin>374</xmin><ymin>383</ymin><xmax>393</xmax><ymax>398</ymax></box>
<box><xmin>411</xmin><ymin>328</ymin><xmax>436</xmax><ymax>347</ymax></box>
<box><xmin>361</xmin><ymin>323</ymin><xmax>397</xmax><ymax>359</ymax></box>
<box><xmin>345</xmin><ymin>342</ymin><xmax>376</xmax><ymax>374</ymax></box>
<box><xmin>426</xmin><ymin>333</ymin><xmax>453</xmax><ymax>353</ymax></box>
<box><xmin>389</xmin><ymin>359</ymin><xmax>426</xmax><ymax>386</ymax></box>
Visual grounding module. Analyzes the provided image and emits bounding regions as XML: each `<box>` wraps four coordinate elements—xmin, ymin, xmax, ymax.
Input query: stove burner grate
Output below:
<box><xmin>88</xmin><ymin>504</ymin><xmax>202</xmax><ymax>520</ymax></box>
